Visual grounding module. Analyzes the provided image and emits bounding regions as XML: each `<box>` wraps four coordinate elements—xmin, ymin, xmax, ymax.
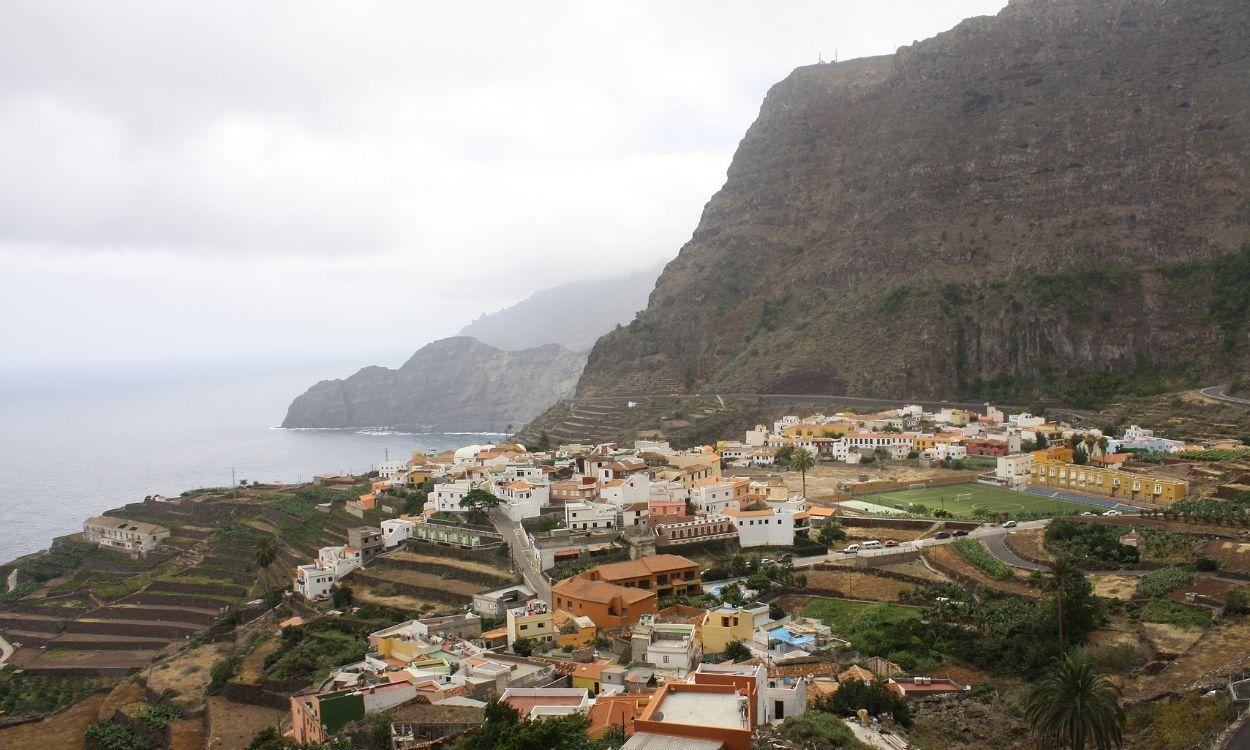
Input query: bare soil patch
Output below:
<box><xmin>206</xmin><ymin>696</ymin><xmax>286</xmax><ymax>750</ymax></box>
<box><xmin>843</xmin><ymin>526</ymin><xmax>929</xmax><ymax>542</ymax></box>
<box><xmin>1132</xmin><ymin>618</ymin><xmax>1250</xmax><ymax>701</ymax></box>
<box><xmin>0</xmin><ymin>693</ymin><xmax>106</xmax><ymax>750</ymax></box>
<box><xmin>1003</xmin><ymin>529</ymin><xmax>1051</xmax><ymax>563</ymax></box>
<box><xmin>358</xmin><ymin>568</ymin><xmax>484</xmax><ymax>597</ymax></box>
<box><xmin>874</xmin><ymin>559</ymin><xmax>949</xmax><ymax>582</ymax></box>
<box><xmin>1205</xmin><ymin>539</ymin><xmax>1250</xmax><ymax>575</ymax></box>
<box><xmin>352</xmin><ymin>586</ymin><xmax>440</xmax><ymax>613</ymax></box>
<box><xmin>146</xmin><ymin>641</ymin><xmax>231</xmax><ymax>709</ymax></box>
<box><xmin>804</xmin><ymin>570</ymin><xmax>913</xmax><ymax>601</ymax></box>
<box><xmin>1091</xmin><ymin>575</ymin><xmax>1140</xmax><ymax>601</ymax></box>
<box><xmin>386</xmin><ymin>551</ymin><xmax>507</xmax><ymax>578</ymax></box>
<box><xmin>926</xmin><ymin>544</ymin><xmax>1039</xmax><ymax>598</ymax></box>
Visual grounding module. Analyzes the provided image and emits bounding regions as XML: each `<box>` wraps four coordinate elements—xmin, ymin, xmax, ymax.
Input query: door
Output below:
<box><xmin>775</xmin><ymin>700</ymin><xmax>785</xmax><ymax>720</ymax></box>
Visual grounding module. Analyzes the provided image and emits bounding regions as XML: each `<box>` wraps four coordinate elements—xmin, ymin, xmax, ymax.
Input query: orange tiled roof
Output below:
<box><xmin>553</xmin><ymin>577</ymin><xmax>655</xmax><ymax>606</ymax></box>
<box><xmin>589</xmin><ymin>555</ymin><xmax>697</xmax><ymax>581</ymax></box>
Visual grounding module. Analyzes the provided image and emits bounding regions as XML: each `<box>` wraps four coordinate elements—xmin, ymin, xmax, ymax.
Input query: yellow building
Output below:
<box><xmin>1029</xmin><ymin>457</ymin><xmax>1187</xmax><ymax>507</ymax></box>
<box><xmin>783</xmin><ymin>422</ymin><xmax>853</xmax><ymax>439</ymax></box>
<box><xmin>553</xmin><ymin>611</ymin><xmax>598</xmax><ymax>649</ymax></box>
<box><xmin>506</xmin><ymin>602</ymin><xmax>556</xmax><ymax>648</ymax></box>
<box><xmin>656</xmin><ymin>455</ymin><xmax>722</xmax><ymax>489</ymax></box>
<box><xmin>700</xmin><ymin>603</ymin><xmax>771</xmax><ymax>653</ymax></box>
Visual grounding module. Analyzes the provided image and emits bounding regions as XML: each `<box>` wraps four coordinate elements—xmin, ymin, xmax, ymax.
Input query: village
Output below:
<box><xmin>4</xmin><ymin>399</ymin><xmax>1248</xmax><ymax>749</ymax></box>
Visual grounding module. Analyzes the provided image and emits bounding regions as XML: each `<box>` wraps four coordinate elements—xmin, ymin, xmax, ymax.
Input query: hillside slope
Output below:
<box><xmin>282</xmin><ymin>337</ymin><xmax>585</xmax><ymax>432</ymax></box>
<box><xmin>458</xmin><ymin>266</ymin><xmax>661</xmax><ymax>351</ymax></box>
<box><xmin>577</xmin><ymin>0</ymin><xmax>1250</xmax><ymax>404</ymax></box>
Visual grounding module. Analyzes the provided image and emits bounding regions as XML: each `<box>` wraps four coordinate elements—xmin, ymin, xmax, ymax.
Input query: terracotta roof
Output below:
<box><xmin>587</xmin><ymin>694</ymin><xmax>650</xmax><ymax>735</ymax></box>
<box><xmin>840</xmin><ymin>666</ymin><xmax>875</xmax><ymax>682</ymax></box>
<box><xmin>572</xmin><ymin>662</ymin><xmax>609</xmax><ymax>680</ymax></box>
<box><xmin>590</xmin><ymin>555</ymin><xmax>697</xmax><ymax>582</ymax></box>
<box><xmin>808</xmin><ymin>507</ymin><xmax>836</xmax><ymax>517</ymax></box>
<box><xmin>553</xmin><ymin>577</ymin><xmax>656</xmax><ymax>605</ymax></box>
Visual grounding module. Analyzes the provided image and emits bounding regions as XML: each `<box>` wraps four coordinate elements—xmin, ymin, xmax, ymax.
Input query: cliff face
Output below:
<box><xmin>577</xmin><ymin>0</ymin><xmax>1250</xmax><ymax>402</ymax></box>
<box><xmin>282</xmin><ymin>337</ymin><xmax>585</xmax><ymax>432</ymax></box>
<box><xmin>459</xmin><ymin>266</ymin><xmax>661</xmax><ymax>351</ymax></box>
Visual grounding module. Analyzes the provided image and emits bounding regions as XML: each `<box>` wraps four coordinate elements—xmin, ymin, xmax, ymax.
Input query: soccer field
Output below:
<box><xmin>863</xmin><ymin>482</ymin><xmax>1101</xmax><ymax>518</ymax></box>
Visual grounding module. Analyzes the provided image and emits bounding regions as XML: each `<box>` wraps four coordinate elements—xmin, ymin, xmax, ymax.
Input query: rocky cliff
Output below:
<box><xmin>282</xmin><ymin>337</ymin><xmax>585</xmax><ymax>432</ymax></box>
<box><xmin>577</xmin><ymin>0</ymin><xmax>1250</xmax><ymax>405</ymax></box>
<box><xmin>459</xmin><ymin>266</ymin><xmax>661</xmax><ymax>351</ymax></box>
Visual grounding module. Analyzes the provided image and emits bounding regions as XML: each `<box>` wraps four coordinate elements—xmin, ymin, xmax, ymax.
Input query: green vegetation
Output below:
<box><xmin>84</xmin><ymin>721</ymin><xmax>154</xmax><ymax>750</ymax></box>
<box><xmin>804</xmin><ymin>598</ymin><xmax>922</xmax><ymax>634</ymax></box>
<box><xmin>867</xmin><ymin>483</ymin><xmax>1100</xmax><ymax>519</ymax></box>
<box><xmin>1147</xmin><ymin>495</ymin><xmax>1250</xmax><ymax>527</ymax></box>
<box><xmin>0</xmin><ymin>669</ymin><xmax>107</xmax><ymax>717</ymax></box>
<box><xmin>267</xmin><ymin>620</ymin><xmax>369</xmax><ymax>684</ymax></box>
<box><xmin>1024</xmin><ymin>655</ymin><xmax>1124</xmax><ymax>750</ymax></box>
<box><xmin>1134</xmin><ymin>567</ymin><xmax>1195</xmax><ymax>599</ymax></box>
<box><xmin>1137</xmin><ymin>529</ymin><xmax>1201</xmax><ymax>563</ymax></box>
<box><xmin>1140</xmin><ymin>599</ymin><xmax>1212</xmax><ymax>629</ymax></box>
<box><xmin>778</xmin><ymin>710</ymin><xmax>873</xmax><ymax>749</ymax></box>
<box><xmin>815</xmin><ymin>678</ymin><xmax>912</xmax><ymax>728</ymax></box>
<box><xmin>450</xmin><ymin>699</ymin><xmax>623</xmax><ymax>750</ymax></box>
<box><xmin>721</xmin><ymin>640</ymin><xmax>751</xmax><ymax>662</ymax></box>
<box><xmin>1174</xmin><ymin>448</ymin><xmax>1250</xmax><ymax>462</ymax></box>
<box><xmin>881</xmin><ymin>283</ymin><xmax>913</xmax><ymax>312</ymax></box>
<box><xmin>954</xmin><ymin>538</ymin><xmax>1013</xmax><ymax>581</ymax></box>
<box><xmin>521</xmin><ymin>515</ymin><xmax>564</xmax><ymax>533</ymax></box>
<box><xmin>137</xmin><ymin>703</ymin><xmax>183</xmax><ymax>729</ymax></box>
<box><xmin>206</xmin><ymin>651</ymin><xmax>243</xmax><ymax>695</ymax></box>
<box><xmin>1044</xmin><ymin>519</ymin><xmax>1139</xmax><ymax>569</ymax></box>
<box><xmin>1127</xmin><ymin>692</ymin><xmax>1238</xmax><ymax>750</ymax></box>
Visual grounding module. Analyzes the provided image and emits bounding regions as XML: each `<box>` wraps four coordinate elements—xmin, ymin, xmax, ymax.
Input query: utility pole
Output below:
<box><xmin>231</xmin><ymin>467</ymin><xmax>237</xmax><ymax>498</ymax></box>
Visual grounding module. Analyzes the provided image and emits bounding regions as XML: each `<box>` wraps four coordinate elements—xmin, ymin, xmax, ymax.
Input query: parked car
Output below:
<box><xmin>842</xmin><ymin>544</ymin><xmax>861</xmax><ymax>554</ymax></box>
<box><xmin>952</xmin><ymin>530</ymin><xmax>969</xmax><ymax>537</ymax></box>
<box><xmin>883</xmin><ymin>539</ymin><xmax>900</xmax><ymax>548</ymax></box>
<box><xmin>1001</xmin><ymin>520</ymin><xmax>1017</xmax><ymax>528</ymax></box>
<box><xmin>934</xmin><ymin>531</ymin><xmax>952</xmax><ymax>539</ymax></box>
<box><xmin>1080</xmin><ymin>511</ymin><xmax>1096</xmax><ymax>516</ymax></box>
<box><xmin>862</xmin><ymin>540</ymin><xmax>883</xmax><ymax>550</ymax></box>
<box><xmin>1103</xmin><ymin>510</ymin><xmax>1122</xmax><ymax>516</ymax></box>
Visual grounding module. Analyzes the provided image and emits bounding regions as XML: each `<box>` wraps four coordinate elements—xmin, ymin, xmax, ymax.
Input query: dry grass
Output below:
<box><xmin>1090</xmin><ymin>575</ymin><xmax>1140</xmax><ymax>600</ymax></box>
<box><xmin>1204</xmin><ymin>539</ymin><xmax>1250</xmax><ymax>575</ymax></box>
<box><xmin>352</xmin><ymin>585</ymin><xmax>441</xmax><ymax>613</ymax></box>
<box><xmin>0</xmin><ymin>693</ymin><xmax>106</xmax><ymax>750</ymax></box>
<box><xmin>385</xmin><ymin>551</ymin><xmax>507</xmax><ymax>578</ymax></box>
<box><xmin>926</xmin><ymin>544</ymin><xmax>1039</xmax><ymax>598</ymax></box>
<box><xmin>146</xmin><ymin>641</ymin><xmax>231</xmax><ymax>709</ymax></box>
<box><xmin>843</xmin><ymin>526</ymin><xmax>929</xmax><ymax>542</ymax></box>
<box><xmin>358</xmin><ymin>568</ymin><xmax>484</xmax><ymax>597</ymax></box>
<box><xmin>1139</xmin><ymin>622</ymin><xmax>1205</xmax><ymax>658</ymax></box>
<box><xmin>804</xmin><ymin>569</ymin><xmax>914</xmax><ymax>601</ymax></box>
<box><xmin>206</xmin><ymin>696</ymin><xmax>287</xmax><ymax>750</ymax></box>
<box><xmin>1132</xmin><ymin>618</ymin><xmax>1250</xmax><ymax>701</ymax></box>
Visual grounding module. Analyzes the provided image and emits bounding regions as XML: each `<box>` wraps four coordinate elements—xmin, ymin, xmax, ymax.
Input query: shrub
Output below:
<box><xmin>206</xmin><ymin>652</ymin><xmax>242</xmax><ymax>695</ymax></box>
<box><xmin>1140</xmin><ymin>599</ymin><xmax>1212</xmax><ymax>629</ymax></box>
<box><xmin>1135</xmin><ymin>567</ymin><xmax>1195</xmax><ymax>599</ymax></box>
<box><xmin>1044</xmin><ymin>519</ymin><xmax>1139</xmax><ymax>569</ymax></box>
<box><xmin>84</xmin><ymin>721</ymin><xmax>153</xmax><ymax>750</ymax></box>
<box><xmin>816</xmin><ymin>679</ymin><xmax>912</xmax><ymax>728</ymax></box>
<box><xmin>778</xmin><ymin>711</ymin><xmax>873</xmax><ymax>748</ymax></box>
<box><xmin>1195</xmin><ymin>556</ymin><xmax>1219</xmax><ymax>572</ymax></box>
<box><xmin>1225</xmin><ymin>589</ymin><xmax>1250</xmax><ymax>616</ymax></box>
<box><xmin>953</xmin><ymin>538</ymin><xmax>1013</xmax><ymax>580</ymax></box>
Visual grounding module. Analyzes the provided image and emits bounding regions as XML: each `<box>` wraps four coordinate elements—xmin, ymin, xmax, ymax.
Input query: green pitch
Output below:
<box><xmin>864</xmin><ymin>482</ymin><xmax>1100</xmax><ymax>518</ymax></box>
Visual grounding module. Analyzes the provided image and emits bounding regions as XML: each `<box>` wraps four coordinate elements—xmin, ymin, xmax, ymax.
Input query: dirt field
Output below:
<box><xmin>842</xmin><ymin>526</ymin><xmax>929</xmax><ymax>542</ymax></box>
<box><xmin>1132</xmin><ymin>618</ymin><xmax>1250</xmax><ymax>701</ymax></box>
<box><xmin>206</xmin><ymin>696</ymin><xmax>287</xmax><ymax>750</ymax></box>
<box><xmin>146</xmin><ymin>641</ymin><xmax>231</xmax><ymax>709</ymax></box>
<box><xmin>237</xmin><ymin>634</ymin><xmax>280</xmax><ymax>683</ymax></box>
<box><xmin>776</xmin><ymin>464</ymin><xmax>969</xmax><ymax>502</ymax></box>
<box><xmin>925</xmin><ymin>544</ymin><xmax>1039</xmax><ymax>598</ymax></box>
<box><xmin>1205</xmin><ymin>539</ymin><xmax>1250</xmax><ymax>574</ymax></box>
<box><xmin>1090</xmin><ymin>575</ymin><xmax>1140</xmax><ymax>600</ymax></box>
<box><xmin>353</xmin><ymin>586</ymin><xmax>441</xmax><ymax>613</ymax></box>
<box><xmin>357</xmin><ymin>568</ymin><xmax>484</xmax><ymax>597</ymax></box>
<box><xmin>0</xmin><ymin>693</ymin><xmax>106</xmax><ymax>750</ymax></box>
<box><xmin>386</xmin><ymin>551</ymin><xmax>508</xmax><ymax>578</ymax></box>
<box><xmin>805</xmin><ymin>570</ymin><xmax>915</xmax><ymax>601</ymax></box>
<box><xmin>170</xmin><ymin>717</ymin><xmax>207</xmax><ymax>750</ymax></box>
<box><xmin>874</xmin><ymin>559</ymin><xmax>949</xmax><ymax>582</ymax></box>
<box><xmin>1139</xmin><ymin>622</ymin><xmax>1205</xmax><ymax>658</ymax></box>
<box><xmin>1003</xmin><ymin>529</ymin><xmax>1051</xmax><ymax>564</ymax></box>
<box><xmin>1171</xmin><ymin>578</ymin><xmax>1238</xmax><ymax>605</ymax></box>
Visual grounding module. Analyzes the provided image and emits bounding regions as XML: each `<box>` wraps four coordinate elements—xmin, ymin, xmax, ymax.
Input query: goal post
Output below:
<box><xmin>954</xmin><ymin>492</ymin><xmax>973</xmax><ymax>504</ymax></box>
<box><xmin>908</xmin><ymin>482</ymin><xmax>928</xmax><ymax>491</ymax></box>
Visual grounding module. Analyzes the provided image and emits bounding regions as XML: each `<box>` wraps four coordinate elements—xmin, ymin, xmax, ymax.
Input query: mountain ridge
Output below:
<box><xmin>576</xmin><ymin>0</ymin><xmax>1250</xmax><ymax>403</ymax></box>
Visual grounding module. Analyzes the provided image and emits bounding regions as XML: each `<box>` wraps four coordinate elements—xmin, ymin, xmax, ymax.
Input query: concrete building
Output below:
<box><xmin>498</xmin><ymin>480</ymin><xmax>549</xmax><ymax>521</ymax></box>
<box><xmin>294</xmin><ymin>563</ymin><xmax>334</xmax><ymax>600</ymax></box>
<box><xmin>348</xmin><ymin>527</ymin><xmax>385</xmax><ymax>563</ymax></box>
<box><xmin>700</xmin><ymin>604</ymin><xmax>771</xmax><ymax>653</ymax></box>
<box><xmin>472</xmin><ymin>584</ymin><xmax>537</xmax><ymax>618</ymax></box>
<box><xmin>317</xmin><ymin>545</ymin><xmax>363</xmax><ymax>579</ymax></box>
<box><xmin>566</xmin><ymin>501</ymin><xmax>617</xmax><ymax>531</ymax></box>
<box><xmin>291</xmin><ymin>682</ymin><xmax>419</xmax><ymax>745</ymax></box>
<box><xmin>500</xmin><ymin>687</ymin><xmax>591</xmax><ymax>720</ymax></box>
<box><xmin>654</xmin><ymin>515</ymin><xmax>737</xmax><ymax>548</ymax></box>
<box><xmin>551</xmin><ymin>577</ymin><xmax>657</xmax><ymax>629</ymax></box>
<box><xmin>1030</xmin><ymin>455</ymin><xmax>1188</xmax><ymax>506</ymax></box>
<box><xmin>381</xmin><ymin>517</ymin><xmax>418</xmax><ymax>548</ymax></box>
<box><xmin>633</xmin><ymin>619</ymin><xmax>700</xmax><ymax>676</ymax></box>
<box><xmin>432</xmin><ymin>479</ymin><xmax>473</xmax><ymax>513</ymax></box>
<box><xmin>996</xmin><ymin>454</ymin><xmax>1033</xmax><ymax>489</ymax></box>
<box><xmin>506</xmin><ymin>600</ymin><xmax>556</xmax><ymax>649</ymax></box>
<box><xmin>83</xmin><ymin>516</ymin><xmax>169</xmax><ymax>557</ymax></box>
<box><xmin>721</xmin><ymin>507</ymin><xmax>809</xmax><ymax>548</ymax></box>
<box><xmin>632</xmin><ymin>682</ymin><xmax>754</xmax><ymax>750</ymax></box>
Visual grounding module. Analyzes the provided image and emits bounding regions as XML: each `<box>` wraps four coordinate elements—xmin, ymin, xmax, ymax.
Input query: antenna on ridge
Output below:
<box><xmin>818</xmin><ymin>51</ymin><xmax>823</xmax><ymax>64</ymax></box>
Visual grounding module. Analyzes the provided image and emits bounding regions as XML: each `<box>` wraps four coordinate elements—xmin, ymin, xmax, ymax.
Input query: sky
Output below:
<box><xmin>0</xmin><ymin>0</ymin><xmax>1008</xmax><ymax>372</ymax></box>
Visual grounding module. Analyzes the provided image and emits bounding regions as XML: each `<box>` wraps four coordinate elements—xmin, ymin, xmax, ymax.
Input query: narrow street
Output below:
<box><xmin>488</xmin><ymin>509</ymin><xmax>551</xmax><ymax>602</ymax></box>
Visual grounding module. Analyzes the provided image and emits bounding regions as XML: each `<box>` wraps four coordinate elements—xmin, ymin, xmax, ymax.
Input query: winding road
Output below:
<box><xmin>1201</xmin><ymin>385</ymin><xmax>1250</xmax><ymax>407</ymax></box>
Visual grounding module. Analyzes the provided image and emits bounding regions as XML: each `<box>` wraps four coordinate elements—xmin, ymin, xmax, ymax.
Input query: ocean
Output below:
<box><xmin>0</xmin><ymin>360</ymin><xmax>500</xmax><ymax>560</ymax></box>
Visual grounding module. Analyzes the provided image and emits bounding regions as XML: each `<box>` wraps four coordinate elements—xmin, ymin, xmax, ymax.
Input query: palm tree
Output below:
<box><xmin>1095</xmin><ymin>435</ymin><xmax>1109</xmax><ymax>458</ymax></box>
<box><xmin>1042</xmin><ymin>556</ymin><xmax>1080</xmax><ymax>653</ymax></box>
<box><xmin>790</xmin><ymin>447</ymin><xmax>816</xmax><ymax>499</ymax></box>
<box><xmin>1024</xmin><ymin>654</ymin><xmax>1124</xmax><ymax>750</ymax></box>
<box><xmin>1083</xmin><ymin>434</ymin><xmax>1098</xmax><ymax>460</ymax></box>
<box><xmin>255</xmin><ymin>538</ymin><xmax>277</xmax><ymax>595</ymax></box>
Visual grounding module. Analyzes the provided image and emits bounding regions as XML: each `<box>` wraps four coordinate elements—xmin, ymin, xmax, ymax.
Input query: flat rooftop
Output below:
<box><xmin>654</xmin><ymin>691</ymin><xmax>746</xmax><ymax>729</ymax></box>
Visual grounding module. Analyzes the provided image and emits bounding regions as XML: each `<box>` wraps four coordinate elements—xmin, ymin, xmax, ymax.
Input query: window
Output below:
<box><xmin>663</xmin><ymin>655</ymin><xmax>670</xmax><ymax>663</ymax></box>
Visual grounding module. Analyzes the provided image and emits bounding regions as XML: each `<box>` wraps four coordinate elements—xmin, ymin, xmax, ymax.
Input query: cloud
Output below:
<box><xmin>0</xmin><ymin>0</ymin><xmax>1007</xmax><ymax>367</ymax></box>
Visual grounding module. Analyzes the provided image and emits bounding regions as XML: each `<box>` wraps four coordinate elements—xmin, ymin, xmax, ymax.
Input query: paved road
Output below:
<box><xmin>981</xmin><ymin>532</ymin><xmax>1046</xmax><ymax>571</ymax></box>
<box><xmin>1201</xmin><ymin>385</ymin><xmax>1250</xmax><ymax>407</ymax></box>
<box><xmin>487</xmin><ymin>510</ymin><xmax>551</xmax><ymax>602</ymax></box>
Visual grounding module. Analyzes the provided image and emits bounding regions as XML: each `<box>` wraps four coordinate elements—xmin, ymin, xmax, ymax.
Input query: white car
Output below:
<box><xmin>1103</xmin><ymin>510</ymin><xmax>1122</xmax><ymax>517</ymax></box>
<box><xmin>1001</xmin><ymin>520</ymin><xmax>1017</xmax><ymax>528</ymax></box>
<box><xmin>842</xmin><ymin>544</ymin><xmax>860</xmax><ymax>555</ymax></box>
<box><xmin>1080</xmin><ymin>511</ymin><xmax>1096</xmax><ymax>516</ymax></box>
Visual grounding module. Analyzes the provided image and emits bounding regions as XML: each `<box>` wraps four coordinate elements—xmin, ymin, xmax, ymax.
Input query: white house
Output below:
<box><xmin>844</xmin><ymin>433</ymin><xmax>912</xmax><ymax>459</ymax></box>
<box><xmin>503</xmin><ymin>465</ymin><xmax>545</xmax><ymax>482</ymax></box>
<box><xmin>498</xmin><ymin>480</ymin><xmax>548</xmax><ymax>521</ymax></box>
<box><xmin>318</xmin><ymin>545</ymin><xmax>363</xmax><ymax>579</ymax></box>
<box><xmin>996</xmin><ymin>454</ymin><xmax>1033</xmax><ymax>489</ymax></box>
<box><xmin>599</xmin><ymin>473</ymin><xmax>650</xmax><ymax>507</ymax></box>
<box><xmin>83</xmin><ymin>517</ymin><xmax>170</xmax><ymax>557</ymax></box>
<box><xmin>634</xmin><ymin>620</ymin><xmax>700</xmax><ymax>676</ymax></box>
<box><xmin>766</xmin><ymin>676</ymin><xmax>808</xmax><ymax>722</ymax></box>
<box><xmin>773</xmin><ymin>416</ymin><xmax>800</xmax><ymax>435</ymax></box>
<box><xmin>377</xmin><ymin>459</ymin><xmax>411</xmax><ymax>485</ymax></box>
<box><xmin>634</xmin><ymin>439</ymin><xmax>672</xmax><ymax>454</ymax></box>
<box><xmin>433</xmin><ymin>479</ymin><xmax>473</xmax><ymax>513</ymax></box>
<box><xmin>294</xmin><ymin>563</ymin><xmax>334</xmax><ymax>599</ymax></box>
<box><xmin>565</xmin><ymin>501</ymin><xmax>616</xmax><ymax>531</ymax></box>
<box><xmin>381</xmin><ymin>518</ymin><xmax>417</xmax><ymax>548</ymax></box>
<box><xmin>1009</xmin><ymin>413</ymin><xmax>1045</xmax><ymax>429</ymax></box>
<box><xmin>722</xmin><ymin>507</ymin><xmax>809</xmax><ymax>547</ymax></box>
<box><xmin>745</xmin><ymin>425</ymin><xmax>770</xmax><ymax>447</ymax></box>
<box><xmin>618</xmin><ymin>502</ymin><xmax>649</xmax><ymax>529</ymax></box>
<box><xmin>690</xmin><ymin>479</ymin><xmax>739</xmax><ymax>515</ymax></box>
